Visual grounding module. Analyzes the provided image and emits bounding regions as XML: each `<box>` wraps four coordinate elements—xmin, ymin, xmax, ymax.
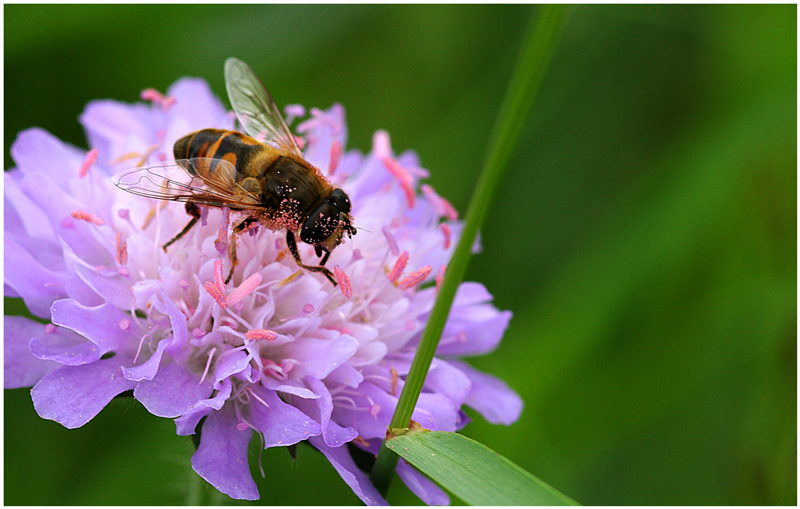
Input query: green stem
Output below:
<box><xmin>369</xmin><ymin>4</ymin><xmax>567</xmax><ymax>498</ymax></box>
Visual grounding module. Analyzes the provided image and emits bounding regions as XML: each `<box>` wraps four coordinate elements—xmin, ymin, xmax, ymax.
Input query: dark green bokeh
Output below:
<box><xmin>4</xmin><ymin>5</ymin><xmax>795</xmax><ymax>505</ymax></box>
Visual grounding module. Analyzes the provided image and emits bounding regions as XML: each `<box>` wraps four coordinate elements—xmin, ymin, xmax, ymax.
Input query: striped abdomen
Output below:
<box><xmin>174</xmin><ymin>128</ymin><xmax>264</xmax><ymax>179</ymax></box>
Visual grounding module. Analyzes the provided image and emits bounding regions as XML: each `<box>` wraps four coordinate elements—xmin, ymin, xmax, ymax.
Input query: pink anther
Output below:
<box><xmin>79</xmin><ymin>148</ymin><xmax>98</xmax><ymax>178</ymax></box>
<box><xmin>213</xmin><ymin>259</ymin><xmax>225</xmax><ymax>290</ymax></box>
<box><xmin>383</xmin><ymin>157</ymin><xmax>416</xmax><ymax>209</ymax></box>
<box><xmin>398</xmin><ymin>265</ymin><xmax>432</xmax><ymax>290</ymax></box>
<box><xmin>44</xmin><ymin>323</ymin><xmax>56</xmax><ymax>334</ymax></box>
<box><xmin>226</xmin><ymin>272</ymin><xmax>262</xmax><ymax>307</ymax></box>
<box><xmin>334</xmin><ymin>266</ymin><xmax>352</xmax><ymax>299</ymax></box>
<box><xmin>439</xmin><ymin>223</ymin><xmax>452</xmax><ymax>250</ymax></box>
<box><xmin>119</xmin><ymin>319</ymin><xmax>130</xmax><ymax>331</ymax></box>
<box><xmin>115</xmin><ymin>231</ymin><xmax>128</xmax><ymax>266</ymax></box>
<box><xmin>388</xmin><ymin>251</ymin><xmax>409</xmax><ymax>283</ymax></box>
<box><xmin>245</xmin><ymin>329</ymin><xmax>277</xmax><ymax>341</ymax></box>
<box><xmin>328</xmin><ymin>140</ymin><xmax>342</xmax><ymax>176</ymax></box>
<box><xmin>422</xmin><ymin>184</ymin><xmax>459</xmax><ymax>220</ymax></box>
<box><xmin>203</xmin><ymin>281</ymin><xmax>228</xmax><ymax>308</ymax></box>
<box><xmin>382</xmin><ymin>227</ymin><xmax>399</xmax><ymax>256</ymax></box>
<box><xmin>71</xmin><ymin>210</ymin><xmax>104</xmax><ymax>225</ymax></box>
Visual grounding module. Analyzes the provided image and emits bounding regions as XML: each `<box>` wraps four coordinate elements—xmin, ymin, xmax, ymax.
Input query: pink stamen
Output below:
<box><xmin>388</xmin><ymin>251</ymin><xmax>409</xmax><ymax>282</ymax></box>
<box><xmin>203</xmin><ymin>281</ymin><xmax>228</xmax><ymax>308</ymax></box>
<box><xmin>369</xmin><ymin>404</ymin><xmax>382</xmax><ymax>417</ymax></box>
<box><xmin>79</xmin><ymin>148</ymin><xmax>98</xmax><ymax>178</ymax></box>
<box><xmin>422</xmin><ymin>184</ymin><xmax>459</xmax><ymax>220</ymax></box>
<box><xmin>140</xmin><ymin>88</ymin><xmax>164</xmax><ymax>103</ymax></box>
<box><xmin>119</xmin><ymin>319</ymin><xmax>130</xmax><ymax>331</ymax></box>
<box><xmin>192</xmin><ymin>328</ymin><xmax>206</xmax><ymax>339</ymax></box>
<box><xmin>245</xmin><ymin>329</ymin><xmax>277</xmax><ymax>341</ymax></box>
<box><xmin>157</xmin><ymin>152</ymin><xmax>167</xmax><ymax>162</ymax></box>
<box><xmin>328</xmin><ymin>140</ymin><xmax>342</xmax><ymax>175</ymax></box>
<box><xmin>44</xmin><ymin>323</ymin><xmax>56</xmax><ymax>334</ymax></box>
<box><xmin>71</xmin><ymin>210</ymin><xmax>104</xmax><ymax>225</ymax></box>
<box><xmin>334</xmin><ymin>266</ymin><xmax>352</xmax><ymax>299</ymax></box>
<box><xmin>303</xmin><ymin>303</ymin><xmax>315</xmax><ymax>314</ymax></box>
<box><xmin>383</xmin><ymin>157</ymin><xmax>416</xmax><ymax>209</ymax></box>
<box><xmin>177</xmin><ymin>279</ymin><xmax>190</xmax><ymax>290</ymax></box>
<box><xmin>213</xmin><ymin>259</ymin><xmax>225</xmax><ymax>290</ymax></box>
<box><xmin>215</xmin><ymin>208</ymin><xmax>230</xmax><ymax>255</ymax></box>
<box><xmin>382</xmin><ymin>227</ymin><xmax>399</xmax><ymax>256</ymax></box>
<box><xmin>236</xmin><ymin>422</ymin><xmax>250</xmax><ymax>432</ymax></box>
<box><xmin>294</xmin><ymin>135</ymin><xmax>306</xmax><ymax>150</ymax></box>
<box><xmin>115</xmin><ymin>232</ymin><xmax>128</xmax><ymax>265</ymax></box>
<box><xmin>398</xmin><ymin>265</ymin><xmax>432</xmax><ymax>290</ymax></box>
<box><xmin>439</xmin><ymin>223</ymin><xmax>452</xmax><ymax>250</ymax></box>
<box><xmin>373</xmin><ymin>130</ymin><xmax>391</xmax><ymax>159</ymax></box>
<box><xmin>226</xmin><ymin>272</ymin><xmax>263</xmax><ymax>307</ymax></box>
<box><xmin>435</xmin><ymin>264</ymin><xmax>446</xmax><ymax>294</ymax></box>
<box><xmin>117</xmin><ymin>267</ymin><xmax>130</xmax><ymax>277</ymax></box>
<box><xmin>118</xmin><ymin>209</ymin><xmax>130</xmax><ymax>220</ymax></box>
<box><xmin>140</xmin><ymin>88</ymin><xmax>175</xmax><ymax>111</ymax></box>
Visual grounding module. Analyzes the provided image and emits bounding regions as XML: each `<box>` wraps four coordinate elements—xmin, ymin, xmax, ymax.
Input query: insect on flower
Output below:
<box><xmin>114</xmin><ymin>57</ymin><xmax>356</xmax><ymax>285</ymax></box>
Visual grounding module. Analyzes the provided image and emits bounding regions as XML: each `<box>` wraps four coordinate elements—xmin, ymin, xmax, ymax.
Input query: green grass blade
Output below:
<box><xmin>385</xmin><ymin>426</ymin><xmax>579</xmax><ymax>506</ymax></box>
<box><xmin>369</xmin><ymin>4</ymin><xmax>568</xmax><ymax>497</ymax></box>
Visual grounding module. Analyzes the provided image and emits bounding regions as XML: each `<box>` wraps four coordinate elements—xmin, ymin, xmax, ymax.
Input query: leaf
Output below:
<box><xmin>385</xmin><ymin>424</ymin><xmax>578</xmax><ymax>506</ymax></box>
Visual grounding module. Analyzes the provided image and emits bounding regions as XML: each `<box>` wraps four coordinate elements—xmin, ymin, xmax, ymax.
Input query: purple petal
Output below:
<box><xmin>51</xmin><ymin>299</ymin><xmax>140</xmax><ymax>353</ymax></box>
<box><xmin>80</xmin><ymin>100</ymin><xmax>158</xmax><ymax>167</ymax></box>
<box><xmin>324</xmin><ymin>362</ymin><xmax>364</xmax><ymax>388</ymax></box>
<box><xmin>4</xmin><ymin>316</ymin><xmax>60</xmax><ymax>388</ymax></box>
<box><xmin>165</xmin><ymin>78</ymin><xmax>230</xmax><ymax>136</ymax></box>
<box><xmin>73</xmin><ymin>263</ymin><xmax>132</xmax><ymax>311</ymax></box>
<box><xmin>152</xmin><ymin>293</ymin><xmax>189</xmax><ymax>356</ymax></box>
<box><xmin>260</xmin><ymin>377</ymin><xmax>319</xmax><ymax>399</ymax></box>
<box><xmin>295</xmin><ymin>377</ymin><xmax>358</xmax><ymax>447</ymax></box>
<box><xmin>396</xmin><ymin>460</ymin><xmax>450</xmax><ymax>506</ymax></box>
<box><xmin>175</xmin><ymin>377</ymin><xmax>232</xmax><ymax>436</ymax></box>
<box><xmin>245</xmin><ymin>384</ymin><xmax>321</xmax><ymax>447</ymax></box>
<box><xmin>213</xmin><ymin>349</ymin><xmax>251</xmax><ymax>386</ymax></box>
<box><xmin>135</xmin><ymin>361</ymin><xmax>213</xmax><ymax>418</ymax></box>
<box><xmin>449</xmin><ymin>360</ymin><xmax>523</xmax><ymax>425</ymax></box>
<box><xmin>308</xmin><ymin>435</ymin><xmax>388</xmax><ymax>506</ymax></box>
<box><xmin>121</xmin><ymin>338</ymin><xmax>169</xmax><ymax>381</ymax></box>
<box><xmin>192</xmin><ymin>403</ymin><xmax>258</xmax><ymax>501</ymax></box>
<box><xmin>31</xmin><ymin>356</ymin><xmax>137</xmax><ymax>428</ymax></box>
<box><xmin>4</xmin><ymin>237</ymin><xmax>68</xmax><ymax>318</ymax></box>
<box><xmin>437</xmin><ymin>308</ymin><xmax>512</xmax><ymax>357</ymax></box>
<box><xmin>29</xmin><ymin>329</ymin><xmax>102</xmax><ymax>366</ymax></box>
<box><xmin>280</xmin><ymin>333</ymin><xmax>358</xmax><ymax>381</ymax></box>
<box><xmin>10</xmin><ymin>128</ymin><xmax>85</xmax><ymax>185</ymax></box>
<box><xmin>4</xmin><ymin>169</ymin><xmax>57</xmax><ymax>242</ymax></box>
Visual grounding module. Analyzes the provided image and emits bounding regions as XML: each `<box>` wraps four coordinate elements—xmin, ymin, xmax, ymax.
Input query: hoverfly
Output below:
<box><xmin>115</xmin><ymin>58</ymin><xmax>356</xmax><ymax>285</ymax></box>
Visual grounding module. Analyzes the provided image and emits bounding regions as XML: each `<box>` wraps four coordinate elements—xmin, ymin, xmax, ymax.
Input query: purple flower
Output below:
<box><xmin>4</xmin><ymin>77</ymin><xmax>522</xmax><ymax>504</ymax></box>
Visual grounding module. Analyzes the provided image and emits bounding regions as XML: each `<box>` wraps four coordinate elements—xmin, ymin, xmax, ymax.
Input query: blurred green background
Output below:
<box><xmin>4</xmin><ymin>4</ymin><xmax>796</xmax><ymax>505</ymax></box>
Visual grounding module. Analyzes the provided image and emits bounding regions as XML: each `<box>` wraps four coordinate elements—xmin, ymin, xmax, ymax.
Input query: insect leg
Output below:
<box><xmin>163</xmin><ymin>202</ymin><xmax>201</xmax><ymax>252</ymax></box>
<box><xmin>225</xmin><ymin>215</ymin><xmax>259</xmax><ymax>284</ymax></box>
<box><xmin>286</xmin><ymin>231</ymin><xmax>338</xmax><ymax>286</ymax></box>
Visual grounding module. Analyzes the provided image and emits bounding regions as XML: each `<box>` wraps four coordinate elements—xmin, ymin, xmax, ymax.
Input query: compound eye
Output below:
<box><xmin>330</xmin><ymin>188</ymin><xmax>351</xmax><ymax>214</ymax></box>
<box><xmin>300</xmin><ymin>202</ymin><xmax>339</xmax><ymax>244</ymax></box>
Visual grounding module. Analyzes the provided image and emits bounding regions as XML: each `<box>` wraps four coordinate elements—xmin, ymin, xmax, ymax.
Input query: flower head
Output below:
<box><xmin>4</xmin><ymin>77</ymin><xmax>522</xmax><ymax>504</ymax></box>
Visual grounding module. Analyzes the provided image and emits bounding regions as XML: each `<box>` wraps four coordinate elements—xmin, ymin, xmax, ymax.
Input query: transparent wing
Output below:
<box><xmin>113</xmin><ymin>158</ymin><xmax>264</xmax><ymax>210</ymax></box>
<box><xmin>224</xmin><ymin>57</ymin><xmax>303</xmax><ymax>157</ymax></box>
